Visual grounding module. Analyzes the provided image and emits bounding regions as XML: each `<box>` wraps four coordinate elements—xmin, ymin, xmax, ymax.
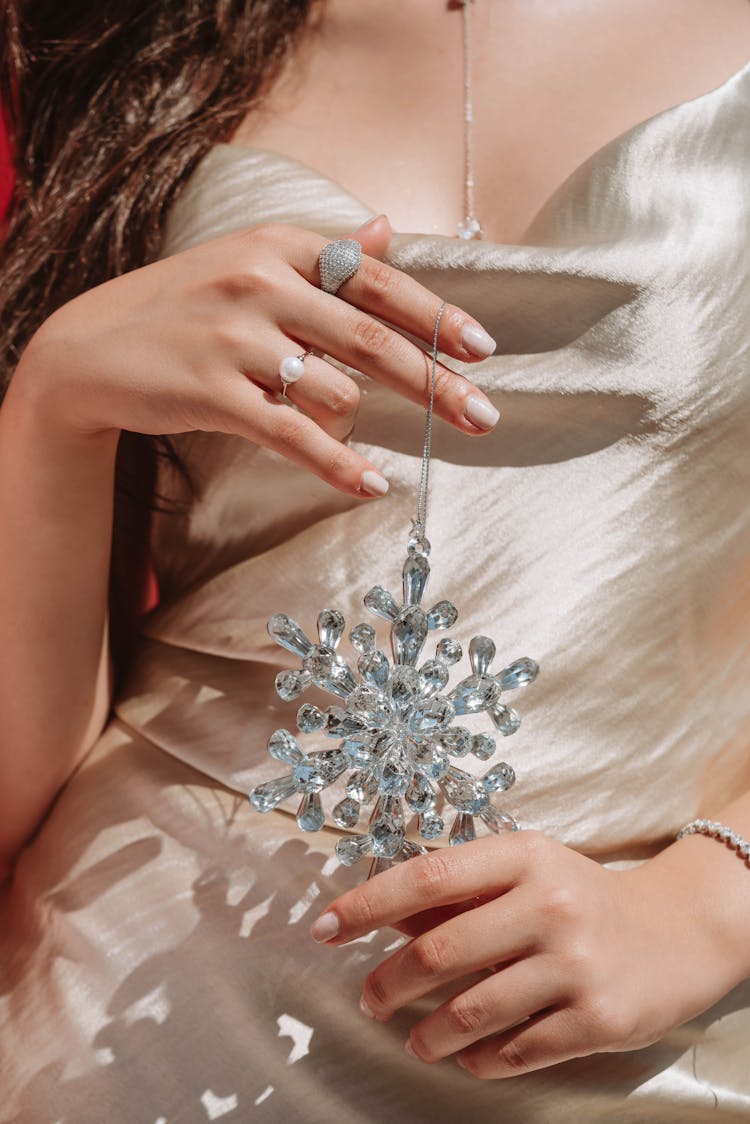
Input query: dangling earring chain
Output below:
<box><xmin>458</xmin><ymin>0</ymin><xmax>483</xmax><ymax>240</ymax></box>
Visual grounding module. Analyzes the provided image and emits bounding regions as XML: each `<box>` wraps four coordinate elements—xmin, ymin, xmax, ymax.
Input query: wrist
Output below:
<box><xmin>7</xmin><ymin>327</ymin><xmax>121</xmax><ymax>451</ymax></box>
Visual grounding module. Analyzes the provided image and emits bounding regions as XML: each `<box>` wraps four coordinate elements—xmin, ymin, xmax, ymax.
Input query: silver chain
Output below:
<box><xmin>458</xmin><ymin>0</ymin><xmax>482</xmax><ymax>239</ymax></box>
<box><xmin>414</xmin><ymin>300</ymin><xmax>449</xmax><ymax>539</ymax></box>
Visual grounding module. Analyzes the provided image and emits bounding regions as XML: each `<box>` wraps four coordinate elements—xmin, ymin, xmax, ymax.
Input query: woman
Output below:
<box><xmin>1</xmin><ymin>0</ymin><xmax>749</xmax><ymax>1120</ymax></box>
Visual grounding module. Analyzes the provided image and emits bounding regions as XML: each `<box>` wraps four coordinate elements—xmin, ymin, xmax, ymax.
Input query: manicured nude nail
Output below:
<box><xmin>360</xmin><ymin>470</ymin><xmax>390</xmax><ymax>496</ymax></box>
<box><xmin>310</xmin><ymin>912</ymin><xmax>340</xmax><ymax>942</ymax></box>
<box><xmin>461</xmin><ymin>324</ymin><xmax>496</xmax><ymax>358</ymax></box>
<box><xmin>359</xmin><ymin>995</ymin><xmax>376</xmax><ymax>1019</ymax></box>
<box><xmin>464</xmin><ymin>395</ymin><xmax>500</xmax><ymax>430</ymax></box>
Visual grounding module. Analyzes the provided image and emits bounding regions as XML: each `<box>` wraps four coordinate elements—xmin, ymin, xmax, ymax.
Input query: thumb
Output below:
<box><xmin>351</xmin><ymin>213</ymin><xmax>392</xmax><ymax>259</ymax></box>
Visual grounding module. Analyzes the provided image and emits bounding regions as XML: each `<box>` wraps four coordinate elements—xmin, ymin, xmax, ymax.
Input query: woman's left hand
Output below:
<box><xmin>309</xmin><ymin>830</ymin><xmax>740</xmax><ymax>1079</ymax></box>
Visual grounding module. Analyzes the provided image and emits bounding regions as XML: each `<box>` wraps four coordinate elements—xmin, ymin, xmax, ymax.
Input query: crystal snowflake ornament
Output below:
<box><xmin>249</xmin><ymin>301</ymin><xmax>539</xmax><ymax>879</ymax></box>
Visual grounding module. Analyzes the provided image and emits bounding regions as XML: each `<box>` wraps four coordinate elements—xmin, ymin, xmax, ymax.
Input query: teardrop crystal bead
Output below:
<box><xmin>358</xmin><ymin>650</ymin><xmax>391</xmax><ymax>690</ymax></box>
<box><xmin>268</xmin><ymin>613</ymin><xmax>314</xmax><ymax>658</ymax></box>
<box><xmin>498</xmin><ymin>658</ymin><xmax>539</xmax><ymax>690</ymax></box>
<box><xmin>426</xmin><ymin>600</ymin><xmax>458</xmax><ymax>630</ymax></box>
<box><xmin>469</xmin><ymin>636</ymin><xmax>496</xmax><ymax>676</ymax></box>
<box><xmin>481</xmin><ymin>805</ymin><xmax>519</xmax><ymax>833</ymax></box>
<box><xmin>317</xmin><ymin>609</ymin><xmax>346</xmax><ymax>648</ymax></box>
<box><xmin>418</xmin><ymin>810</ymin><xmax>444</xmax><ymax>839</ymax></box>
<box><xmin>489</xmin><ymin>704</ymin><xmax>521</xmax><ymax>736</ymax></box>
<box><xmin>439</xmin><ymin>766</ymin><xmax>489</xmax><ymax>814</ymax></box>
<box><xmin>268</xmin><ymin>729</ymin><xmax>304</xmax><ymax>764</ymax></box>
<box><xmin>435</xmin><ymin>637</ymin><xmax>462</xmax><ymax>665</ymax></box>
<box><xmin>364</xmin><ymin>585</ymin><xmax>399</xmax><ymax>621</ymax></box>
<box><xmin>346</xmin><ymin>768</ymin><xmax>379</xmax><ymax>803</ymax></box>
<box><xmin>437</xmin><ymin>726</ymin><xmax>473</xmax><ymax>757</ymax></box>
<box><xmin>296</xmin><ymin>791</ymin><xmax>325</xmax><ymax>832</ymax></box>
<box><xmin>449</xmin><ymin>812</ymin><xmax>476</xmax><ymax>846</ymax></box>
<box><xmin>471</xmin><ymin>732</ymin><xmax>496</xmax><ymax>760</ymax></box>
<box><xmin>336</xmin><ymin>833</ymin><xmax>373</xmax><ymax>866</ymax></box>
<box><xmin>249</xmin><ymin>774</ymin><xmax>298</xmax><ymax>812</ymax></box>
<box><xmin>449</xmin><ymin>674</ymin><xmax>501</xmax><ymax>715</ymax></box>
<box><xmin>419</xmin><ymin>659</ymin><xmax>449</xmax><ymax>697</ymax></box>
<box><xmin>332</xmin><ymin>796</ymin><xmax>361</xmax><ymax>828</ymax></box>
<box><xmin>275</xmin><ymin>668</ymin><xmax>311</xmax><ymax>701</ymax></box>
<box><xmin>483</xmin><ymin>762</ymin><xmax>516</xmax><ymax>791</ymax></box>
<box><xmin>402</xmin><ymin>551</ymin><xmax>430</xmax><ymax>605</ymax></box>
<box><xmin>349</xmin><ymin>623</ymin><xmax>376</xmax><ymax>654</ymax></box>
<box><xmin>389</xmin><ymin>665</ymin><xmax>421</xmax><ymax>711</ymax></box>
<box><xmin>391</xmin><ymin>605</ymin><xmax>428</xmax><ymax>666</ymax></box>
<box><xmin>296</xmin><ymin>703</ymin><xmax>326</xmax><ymax>733</ymax></box>
<box><xmin>405</xmin><ymin>772</ymin><xmax>436</xmax><ymax>813</ymax></box>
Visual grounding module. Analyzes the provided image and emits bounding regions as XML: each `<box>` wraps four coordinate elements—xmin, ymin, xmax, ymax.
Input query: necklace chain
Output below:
<box><xmin>413</xmin><ymin>300</ymin><xmax>448</xmax><ymax>542</ymax></box>
<box><xmin>458</xmin><ymin>0</ymin><xmax>482</xmax><ymax>240</ymax></box>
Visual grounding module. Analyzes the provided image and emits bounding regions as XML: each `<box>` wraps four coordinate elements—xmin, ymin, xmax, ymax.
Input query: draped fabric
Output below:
<box><xmin>1</xmin><ymin>62</ymin><xmax>749</xmax><ymax>1123</ymax></box>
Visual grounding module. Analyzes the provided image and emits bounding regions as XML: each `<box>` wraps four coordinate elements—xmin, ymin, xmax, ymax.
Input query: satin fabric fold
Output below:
<box><xmin>1</xmin><ymin>61</ymin><xmax>750</xmax><ymax>1122</ymax></box>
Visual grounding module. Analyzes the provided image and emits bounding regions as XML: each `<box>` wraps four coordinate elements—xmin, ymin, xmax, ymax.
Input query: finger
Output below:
<box><xmin>361</xmin><ymin>886</ymin><xmax>538</xmax><ymax>1019</ymax></box>
<box><xmin>288</xmin><ymin>227</ymin><xmax>498</xmax><ymax>366</ymax></box>
<box><xmin>309</xmin><ymin>833</ymin><xmax>533</xmax><ymax>945</ymax></box>
<box><xmin>405</xmin><ymin>956</ymin><xmax>562</xmax><ymax>1065</ymax></box>
<box><xmin>240</xmin><ymin>332</ymin><xmax>361</xmax><ymax>442</ymax></box>
<box><xmin>219</xmin><ymin>377</ymin><xmax>387</xmax><ymax>498</ymax></box>
<box><xmin>454</xmin><ymin>1006</ymin><xmax>583</xmax><ymax>1080</ymax></box>
<box><xmin>282</xmin><ymin>280</ymin><xmax>500</xmax><ymax>435</ymax></box>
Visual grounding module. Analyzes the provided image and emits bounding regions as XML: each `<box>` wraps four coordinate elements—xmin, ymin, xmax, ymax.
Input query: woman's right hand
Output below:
<box><xmin>17</xmin><ymin>215</ymin><xmax>500</xmax><ymax>497</ymax></box>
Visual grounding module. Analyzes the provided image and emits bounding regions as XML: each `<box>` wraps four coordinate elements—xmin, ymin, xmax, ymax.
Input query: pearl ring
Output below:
<box><xmin>278</xmin><ymin>348</ymin><xmax>315</xmax><ymax>397</ymax></box>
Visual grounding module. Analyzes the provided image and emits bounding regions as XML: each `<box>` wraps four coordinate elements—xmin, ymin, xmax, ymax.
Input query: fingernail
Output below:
<box><xmin>464</xmin><ymin>395</ymin><xmax>500</xmax><ymax>430</ymax></box>
<box><xmin>456</xmin><ymin>1053</ymin><xmax>468</xmax><ymax>1070</ymax></box>
<box><xmin>359</xmin><ymin>995</ymin><xmax>376</xmax><ymax>1019</ymax></box>
<box><xmin>310</xmin><ymin>912</ymin><xmax>340</xmax><ymax>942</ymax></box>
<box><xmin>461</xmin><ymin>324</ymin><xmax>496</xmax><ymax>358</ymax></box>
<box><xmin>355</xmin><ymin>213</ymin><xmax>387</xmax><ymax>232</ymax></box>
<box><xmin>360</xmin><ymin>470</ymin><xmax>390</xmax><ymax>496</ymax></box>
<box><xmin>404</xmin><ymin>1039</ymin><xmax>420</xmax><ymax>1060</ymax></box>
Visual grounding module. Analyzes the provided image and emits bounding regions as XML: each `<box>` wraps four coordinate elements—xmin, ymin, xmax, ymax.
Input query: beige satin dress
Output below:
<box><xmin>1</xmin><ymin>61</ymin><xmax>749</xmax><ymax>1124</ymax></box>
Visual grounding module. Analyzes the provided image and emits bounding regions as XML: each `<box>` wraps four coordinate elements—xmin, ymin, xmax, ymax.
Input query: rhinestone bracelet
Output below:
<box><xmin>676</xmin><ymin>819</ymin><xmax>750</xmax><ymax>864</ymax></box>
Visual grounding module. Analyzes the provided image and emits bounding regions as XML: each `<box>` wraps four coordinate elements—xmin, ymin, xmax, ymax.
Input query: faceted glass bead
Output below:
<box><xmin>411</xmin><ymin>695</ymin><xmax>455</xmax><ymax>731</ymax></box>
<box><xmin>449</xmin><ymin>674</ymin><xmax>501</xmax><ymax>715</ymax></box>
<box><xmin>249</xmin><ymin>774</ymin><xmax>298</xmax><ymax>812</ymax></box>
<box><xmin>418</xmin><ymin>810</ymin><xmax>444</xmax><ymax>839</ymax></box>
<box><xmin>412</xmin><ymin>743</ymin><xmax>450</xmax><ymax>780</ymax></box>
<box><xmin>419</xmin><ymin>659</ymin><xmax>449</xmax><ymax>698</ymax></box>
<box><xmin>364</xmin><ymin>585</ymin><xmax>399</xmax><ymax>621</ymax></box>
<box><xmin>268</xmin><ymin>729</ymin><xmax>303</xmax><ymax>764</ymax></box>
<box><xmin>370</xmin><ymin>817</ymin><xmax>405</xmax><ymax>858</ymax></box>
<box><xmin>332</xmin><ymin>796</ymin><xmax>361</xmax><ymax>828</ymax></box>
<box><xmin>304</xmin><ymin>645</ymin><xmax>357</xmax><ymax>698</ymax></box>
<box><xmin>498</xmin><ymin>657</ymin><xmax>539</xmax><ymax>690</ymax></box>
<box><xmin>317</xmin><ymin>609</ymin><xmax>346</xmax><ymax>648</ymax></box>
<box><xmin>274</xmin><ymin>668</ymin><xmax>311</xmax><ymax>702</ymax></box>
<box><xmin>405</xmin><ymin>772</ymin><xmax>436</xmax><ymax>813</ymax></box>
<box><xmin>469</xmin><ymin>636</ymin><xmax>496</xmax><ymax>676</ymax></box>
<box><xmin>471</xmin><ymin>732</ymin><xmax>496</xmax><ymax>760</ymax></box>
<box><xmin>325</xmin><ymin>707</ymin><xmax>366</xmax><ymax>738</ymax></box>
<box><xmin>341</xmin><ymin>737</ymin><xmax>376</xmax><ymax>768</ymax></box>
<box><xmin>449</xmin><ymin>811</ymin><xmax>476</xmax><ymax>846</ymax></box>
<box><xmin>296</xmin><ymin>703</ymin><xmax>326</xmax><ymax>733</ymax></box>
<box><xmin>293</xmin><ymin>758</ymin><xmax>329</xmax><ymax>793</ymax></box>
<box><xmin>349</xmin><ymin>623</ymin><xmax>376</xmax><ymax>654</ymax></box>
<box><xmin>402</xmin><ymin>551</ymin><xmax>430</xmax><ymax>605</ymax></box>
<box><xmin>268</xmin><ymin>614</ymin><xmax>314</xmax><ymax>658</ymax></box>
<box><xmin>489</xmin><ymin>704</ymin><xmax>521</xmax><ymax>736</ymax></box>
<box><xmin>376</xmin><ymin>737</ymin><xmax>411</xmax><ymax>795</ymax></box>
<box><xmin>345</xmin><ymin>683</ymin><xmax>383</xmax><ymax>717</ymax></box>
<box><xmin>297</xmin><ymin>791</ymin><xmax>325</xmax><ymax>832</ymax></box>
<box><xmin>395</xmin><ymin>840</ymin><xmax>429</xmax><ymax>861</ymax></box>
<box><xmin>391</xmin><ymin>605</ymin><xmax>428</xmax><ymax>666</ymax></box>
<box><xmin>358</xmin><ymin>650</ymin><xmax>391</xmax><ymax>690</ymax></box>
<box><xmin>439</xmin><ymin>766</ymin><xmax>489</xmax><ymax>814</ymax></box>
<box><xmin>389</xmin><ymin>665</ymin><xmax>421</xmax><ymax>711</ymax></box>
<box><xmin>407</xmin><ymin>521</ymin><xmax>431</xmax><ymax>556</ymax></box>
<box><xmin>347</xmin><ymin>768</ymin><xmax>379</xmax><ymax>802</ymax></box>
<box><xmin>437</xmin><ymin>726</ymin><xmax>473</xmax><ymax>757</ymax></box>
<box><xmin>426</xmin><ymin>600</ymin><xmax>458</xmax><ymax>630</ymax></box>
<box><xmin>435</xmin><ymin>637</ymin><xmax>463</xmax><ymax>665</ymax></box>
<box><xmin>481</xmin><ymin>805</ymin><xmax>519</xmax><ymax>833</ymax></box>
<box><xmin>336</xmin><ymin>833</ymin><xmax>373</xmax><ymax>866</ymax></box>
<box><xmin>483</xmin><ymin>762</ymin><xmax>516</xmax><ymax>792</ymax></box>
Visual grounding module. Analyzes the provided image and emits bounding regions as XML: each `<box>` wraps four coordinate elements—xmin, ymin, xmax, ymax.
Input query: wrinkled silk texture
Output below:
<box><xmin>2</xmin><ymin>65</ymin><xmax>750</xmax><ymax>1123</ymax></box>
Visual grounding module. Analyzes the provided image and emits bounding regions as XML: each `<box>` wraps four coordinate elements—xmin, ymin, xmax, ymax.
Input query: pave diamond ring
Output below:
<box><xmin>318</xmin><ymin>238</ymin><xmax>363</xmax><ymax>295</ymax></box>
